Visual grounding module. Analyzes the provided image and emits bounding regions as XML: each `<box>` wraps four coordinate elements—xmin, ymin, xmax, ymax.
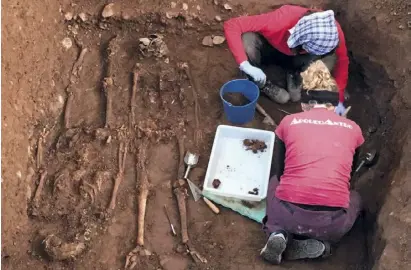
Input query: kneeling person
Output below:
<box><xmin>260</xmin><ymin>61</ymin><xmax>364</xmax><ymax>264</ymax></box>
<box><xmin>224</xmin><ymin>4</ymin><xmax>348</xmax><ymax>115</ymax></box>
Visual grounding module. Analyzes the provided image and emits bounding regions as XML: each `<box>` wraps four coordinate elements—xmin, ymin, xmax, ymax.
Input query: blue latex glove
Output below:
<box><xmin>239</xmin><ymin>61</ymin><xmax>266</xmax><ymax>86</ymax></box>
<box><xmin>335</xmin><ymin>102</ymin><xmax>346</xmax><ymax>116</ymax></box>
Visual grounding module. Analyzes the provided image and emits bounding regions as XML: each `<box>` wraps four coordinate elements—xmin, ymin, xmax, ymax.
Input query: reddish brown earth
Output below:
<box><xmin>2</xmin><ymin>0</ymin><xmax>410</xmax><ymax>270</ymax></box>
<box><xmin>223</xmin><ymin>92</ymin><xmax>251</xmax><ymax>106</ymax></box>
<box><xmin>243</xmin><ymin>139</ymin><xmax>267</xmax><ymax>153</ymax></box>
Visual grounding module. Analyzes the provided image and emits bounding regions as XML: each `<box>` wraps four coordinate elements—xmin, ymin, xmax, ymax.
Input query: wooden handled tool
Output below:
<box><xmin>186</xmin><ymin>177</ymin><xmax>220</xmax><ymax>214</ymax></box>
<box><xmin>202</xmin><ymin>197</ymin><xmax>220</xmax><ymax>214</ymax></box>
<box><xmin>256</xmin><ymin>103</ymin><xmax>277</xmax><ymax>127</ymax></box>
<box><xmin>184</xmin><ymin>152</ymin><xmax>220</xmax><ymax>214</ymax></box>
<box><xmin>342</xmin><ymin>106</ymin><xmax>352</xmax><ymax>118</ymax></box>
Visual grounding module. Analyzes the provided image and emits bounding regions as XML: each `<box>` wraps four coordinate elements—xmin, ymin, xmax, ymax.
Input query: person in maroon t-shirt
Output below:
<box><xmin>260</xmin><ymin>61</ymin><xmax>364</xmax><ymax>264</ymax></box>
<box><xmin>224</xmin><ymin>5</ymin><xmax>348</xmax><ymax>115</ymax></box>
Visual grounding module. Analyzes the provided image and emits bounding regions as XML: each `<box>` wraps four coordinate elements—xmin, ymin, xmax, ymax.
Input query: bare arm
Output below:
<box><xmin>271</xmin><ymin>138</ymin><xmax>286</xmax><ymax>180</ymax></box>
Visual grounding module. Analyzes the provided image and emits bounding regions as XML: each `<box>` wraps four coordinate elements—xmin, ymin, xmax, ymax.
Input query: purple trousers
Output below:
<box><xmin>263</xmin><ymin>176</ymin><xmax>362</xmax><ymax>243</ymax></box>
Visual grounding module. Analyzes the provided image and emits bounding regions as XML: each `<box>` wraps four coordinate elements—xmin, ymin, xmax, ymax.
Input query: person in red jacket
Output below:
<box><xmin>224</xmin><ymin>5</ymin><xmax>348</xmax><ymax>115</ymax></box>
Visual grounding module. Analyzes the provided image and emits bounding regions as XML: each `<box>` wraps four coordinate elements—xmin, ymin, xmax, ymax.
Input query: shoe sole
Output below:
<box><xmin>284</xmin><ymin>239</ymin><xmax>325</xmax><ymax>261</ymax></box>
<box><xmin>261</xmin><ymin>88</ymin><xmax>290</xmax><ymax>104</ymax></box>
<box><xmin>260</xmin><ymin>235</ymin><xmax>287</xmax><ymax>264</ymax></box>
<box><xmin>287</xmin><ymin>72</ymin><xmax>302</xmax><ymax>102</ymax></box>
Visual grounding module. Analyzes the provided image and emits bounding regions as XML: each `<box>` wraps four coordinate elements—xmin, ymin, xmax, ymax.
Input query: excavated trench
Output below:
<box><xmin>326</xmin><ymin>2</ymin><xmax>411</xmax><ymax>269</ymax></box>
<box><xmin>2</xmin><ymin>1</ymin><xmax>410</xmax><ymax>270</ymax></box>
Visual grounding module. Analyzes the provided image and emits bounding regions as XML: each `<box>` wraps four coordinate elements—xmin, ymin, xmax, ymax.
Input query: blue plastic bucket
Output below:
<box><xmin>220</xmin><ymin>79</ymin><xmax>260</xmax><ymax>124</ymax></box>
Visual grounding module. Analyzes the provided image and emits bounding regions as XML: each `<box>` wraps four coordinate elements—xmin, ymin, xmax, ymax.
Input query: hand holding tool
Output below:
<box><xmin>334</xmin><ymin>102</ymin><xmax>346</xmax><ymax>116</ymax></box>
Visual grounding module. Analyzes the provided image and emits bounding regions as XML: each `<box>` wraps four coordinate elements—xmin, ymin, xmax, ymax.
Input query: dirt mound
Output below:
<box><xmin>243</xmin><ymin>139</ymin><xmax>267</xmax><ymax>153</ymax></box>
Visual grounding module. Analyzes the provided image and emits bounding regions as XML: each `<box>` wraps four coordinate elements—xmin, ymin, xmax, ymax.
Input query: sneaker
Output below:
<box><xmin>284</xmin><ymin>238</ymin><xmax>329</xmax><ymax>261</ymax></box>
<box><xmin>260</xmin><ymin>233</ymin><xmax>287</xmax><ymax>264</ymax></box>
<box><xmin>286</xmin><ymin>72</ymin><xmax>302</xmax><ymax>102</ymax></box>
<box><xmin>261</xmin><ymin>81</ymin><xmax>290</xmax><ymax>104</ymax></box>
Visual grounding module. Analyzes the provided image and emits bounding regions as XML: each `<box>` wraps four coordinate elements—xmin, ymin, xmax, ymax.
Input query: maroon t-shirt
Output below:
<box><xmin>275</xmin><ymin>108</ymin><xmax>364</xmax><ymax>208</ymax></box>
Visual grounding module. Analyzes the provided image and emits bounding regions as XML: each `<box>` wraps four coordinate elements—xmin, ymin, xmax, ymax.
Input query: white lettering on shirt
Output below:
<box><xmin>290</xmin><ymin>117</ymin><xmax>353</xmax><ymax>129</ymax></box>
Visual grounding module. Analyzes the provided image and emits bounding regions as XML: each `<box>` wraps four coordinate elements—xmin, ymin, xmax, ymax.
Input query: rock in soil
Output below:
<box><xmin>202</xmin><ymin>36</ymin><xmax>213</xmax><ymax>47</ymax></box>
<box><xmin>215</xmin><ymin>15</ymin><xmax>222</xmax><ymax>22</ymax></box>
<box><xmin>223</xmin><ymin>92</ymin><xmax>250</xmax><ymax>106</ymax></box>
<box><xmin>102</xmin><ymin>3</ymin><xmax>115</xmax><ymax>18</ymax></box>
<box><xmin>212</xmin><ymin>35</ymin><xmax>225</xmax><ymax>45</ymax></box>
<box><xmin>64</xmin><ymin>12</ymin><xmax>73</xmax><ymax>21</ymax></box>
<box><xmin>121</xmin><ymin>12</ymin><xmax>131</xmax><ymax>20</ymax></box>
<box><xmin>165</xmin><ymin>11</ymin><xmax>179</xmax><ymax>19</ymax></box>
<box><xmin>243</xmin><ymin>139</ymin><xmax>267</xmax><ymax>153</ymax></box>
<box><xmin>224</xmin><ymin>3</ymin><xmax>232</xmax><ymax>10</ymax></box>
<box><xmin>78</xmin><ymin>12</ymin><xmax>87</xmax><ymax>22</ymax></box>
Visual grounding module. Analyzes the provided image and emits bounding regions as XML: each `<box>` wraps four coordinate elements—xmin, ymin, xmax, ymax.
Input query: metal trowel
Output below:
<box><xmin>186</xmin><ymin>178</ymin><xmax>220</xmax><ymax>214</ymax></box>
<box><xmin>184</xmin><ymin>152</ymin><xmax>199</xmax><ymax>179</ymax></box>
<box><xmin>184</xmin><ymin>152</ymin><xmax>220</xmax><ymax>214</ymax></box>
<box><xmin>186</xmin><ymin>178</ymin><xmax>202</xmax><ymax>202</ymax></box>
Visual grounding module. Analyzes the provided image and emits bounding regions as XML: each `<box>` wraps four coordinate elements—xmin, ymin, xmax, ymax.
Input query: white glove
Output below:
<box><xmin>239</xmin><ymin>61</ymin><xmax>266</xmax><ymax>86</ymax></box>
<box><xmin>334</xmin><ymin>102</ymin><xmax>346</xmax><ymax>116</ymax></box>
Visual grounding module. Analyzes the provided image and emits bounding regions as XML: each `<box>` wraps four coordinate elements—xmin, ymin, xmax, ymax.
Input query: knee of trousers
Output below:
<box><xmin>241</xmin><ymin>32</ymin><xmax>262</xmax><ymax>65</ymax></box>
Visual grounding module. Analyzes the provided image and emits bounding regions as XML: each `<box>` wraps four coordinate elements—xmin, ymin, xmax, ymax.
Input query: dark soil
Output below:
<box><xmin>248</xmin><ymin>188</ymin><xmax>259</xmax><ymax>195</ymax></box>
<box><xmin>241</xmin><ymin>200</ymin><xmax>259</xmax><ymax>208</ymax></box>
<box><xmin>223</xmin><ymin>92</ymin><xmax>251</xmax><ymax>106</ymax></box>
<box><xmin>212</xmin><ymin>179</ymin><xmax>221</xmax><ymax>189</ymax></box>
<box><xmin>243</xmin><ymin>139</ymin><xmax>267</xmax><ymax>153</ymax></box>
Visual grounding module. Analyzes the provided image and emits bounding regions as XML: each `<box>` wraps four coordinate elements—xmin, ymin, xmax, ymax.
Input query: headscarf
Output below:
<box><xmin>287</xmin><ymin>10</ymin><xmax>339</xmax><ymax>56</ymax></box>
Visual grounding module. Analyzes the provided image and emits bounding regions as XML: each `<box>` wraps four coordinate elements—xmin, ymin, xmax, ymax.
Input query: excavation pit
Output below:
<box><xmin>2</xmin><ymin>1</ymin><xmax>410</xmax><ymax>270</ymax></box>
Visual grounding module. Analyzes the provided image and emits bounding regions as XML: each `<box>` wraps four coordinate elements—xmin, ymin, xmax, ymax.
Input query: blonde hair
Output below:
<box><xmin>301</xmin><ymin>60</ymin><xmax>338</xmax><ymax>92</ymax></box>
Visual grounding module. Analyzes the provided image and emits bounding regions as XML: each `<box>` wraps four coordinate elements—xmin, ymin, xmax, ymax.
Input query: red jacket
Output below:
<box><xmin>224</xmin><ymin>5</ymin><xmax>348</xmax><ymax>102</ymax></box>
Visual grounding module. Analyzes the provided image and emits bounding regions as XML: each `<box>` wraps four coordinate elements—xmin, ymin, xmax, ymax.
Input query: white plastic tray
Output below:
<box><xmin>203</xmin><ymin>125</ymin><xmax>275</xmax><ymax>201</ymax></box>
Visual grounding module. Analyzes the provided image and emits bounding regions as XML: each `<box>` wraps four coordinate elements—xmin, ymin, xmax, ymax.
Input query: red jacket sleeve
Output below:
<box><xmin>333</xmin><ymin>24</ymin><xmax>349</xmax><ymax>103</ymax></box>
<box><xmin>224</xmin><ymin>14</ymin><xmax>269</xmax><ymax>64</ymax></box>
